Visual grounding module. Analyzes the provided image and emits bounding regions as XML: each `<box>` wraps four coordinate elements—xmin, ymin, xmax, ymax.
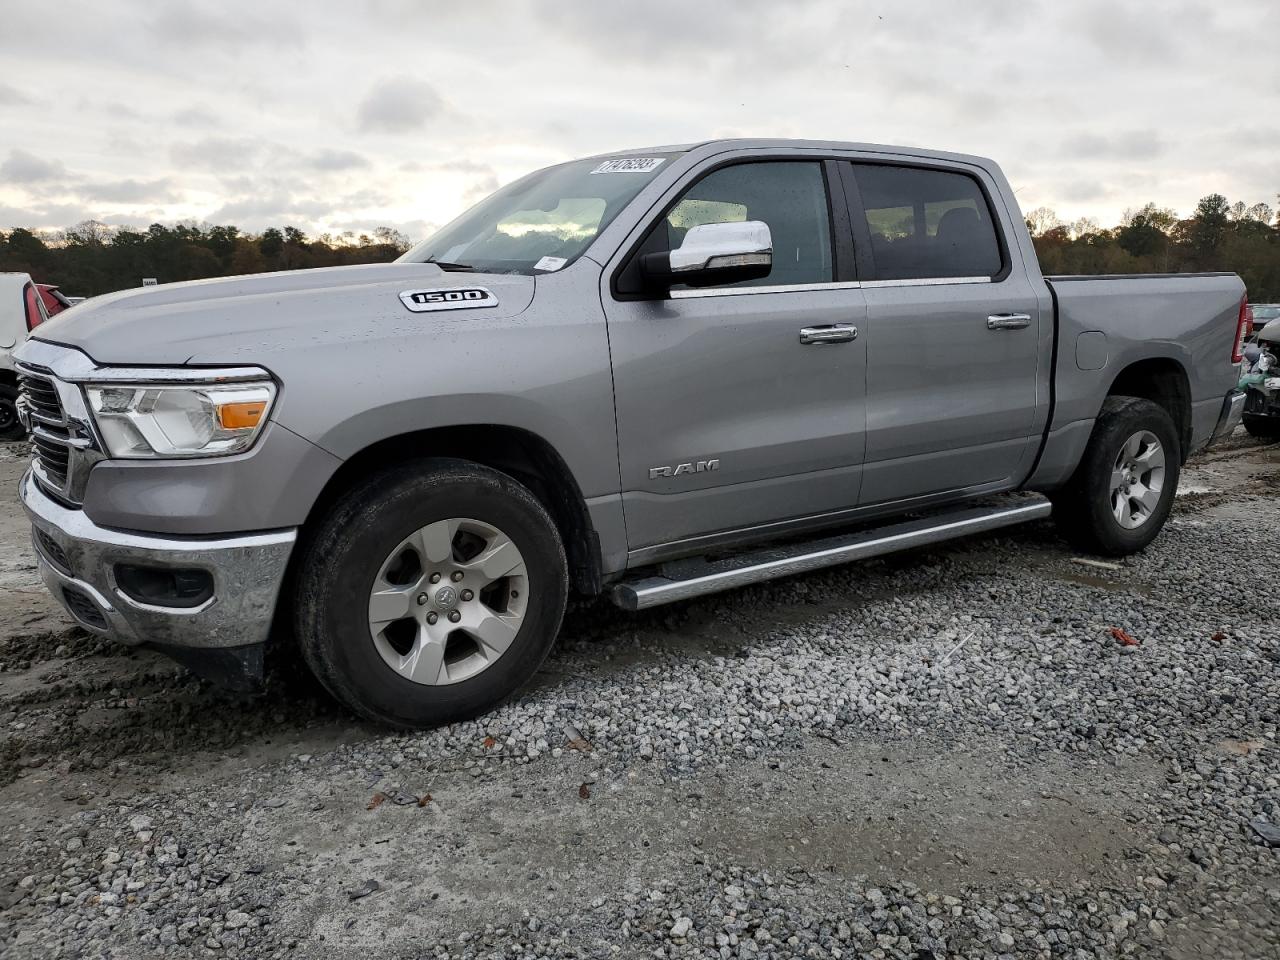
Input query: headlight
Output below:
<box><xmin>85</xmin><ymin>380</ymin><xmax>276</xmax><ymax>459</ymax></box>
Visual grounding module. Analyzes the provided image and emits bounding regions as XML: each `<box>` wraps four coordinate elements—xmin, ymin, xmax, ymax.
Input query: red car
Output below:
<box><xmin>36</xmin><ymin>284</ymin><xmax>73</xmax><ymax>317</ymax></box>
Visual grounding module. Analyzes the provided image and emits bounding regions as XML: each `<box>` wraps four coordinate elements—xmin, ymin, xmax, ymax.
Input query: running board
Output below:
<box><xmin>610</xmin><ymin>497</ymin><xmax>1051</xmax><ymax>611</ymax></box>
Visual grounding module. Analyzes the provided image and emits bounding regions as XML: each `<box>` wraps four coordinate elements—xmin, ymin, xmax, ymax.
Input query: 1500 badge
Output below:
<box><xmin>399</xmin><ymin>287</ymin><xmax>498</xmax><ymax>312</ymax></box>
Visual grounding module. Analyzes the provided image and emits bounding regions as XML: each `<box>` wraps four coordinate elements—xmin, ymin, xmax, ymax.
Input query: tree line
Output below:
<box><xmin>1025</xmin><ymin>194</ymin><xmax>1279</xmax><ymax>299</ymax></box>
<box><xmin>0</xmin><ymin>223</ymin><xmax>412</xmax><ymax>297</ymax></box>
<box><xmin>2</xmin><ymin>192</ymin><xmax>1279</xmax><ymax>300</ymax></box>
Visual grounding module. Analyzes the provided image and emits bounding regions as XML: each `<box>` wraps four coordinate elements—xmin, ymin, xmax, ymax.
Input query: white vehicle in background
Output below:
<box><xmin>0</xmin><ymin>272</ymin><xmax>49</xmax><ymax>439</ymax></box>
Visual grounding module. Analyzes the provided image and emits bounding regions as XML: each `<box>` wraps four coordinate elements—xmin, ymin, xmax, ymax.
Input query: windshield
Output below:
<box><xmin>399</xmin><ymin>154</ymin><xmax>678</xmax><ymax>275</ymax></box>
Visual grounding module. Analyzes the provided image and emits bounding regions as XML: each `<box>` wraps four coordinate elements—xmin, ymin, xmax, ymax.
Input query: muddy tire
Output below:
<box><xmin>1051</xmin><ymin>396</ymin><xmax>1180</xmax><ymax>556</ymax></box>
<box><xmin>294</xmin><ymin>458</ymin><xmax>568</xmax><ymax>728</ymax></box>
<box><xmin>0</xmin><ymin>384</ymin><xmax>24</xmax><ymax>441</ymax></box>
<box><xmin>1242</xmin><ymin>413</ymin><xmax>1280</xmax><ymax>440</ymax></box>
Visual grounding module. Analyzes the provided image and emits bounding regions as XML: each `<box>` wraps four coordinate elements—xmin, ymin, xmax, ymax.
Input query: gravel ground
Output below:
<box><xmin>1</xmin><ymin>433</ymin><xmax>1277</xmax><ymax>959</ymax></box>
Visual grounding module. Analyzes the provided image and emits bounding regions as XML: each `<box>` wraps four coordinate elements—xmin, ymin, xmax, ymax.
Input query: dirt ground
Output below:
<box><xmin>1</xmin><ymin>434</ymin><xmax>1278</xmax><ymax>958</ymax></box>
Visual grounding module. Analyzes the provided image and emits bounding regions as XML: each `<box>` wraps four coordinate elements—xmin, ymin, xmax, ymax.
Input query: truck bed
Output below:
<box><xmin>1027</xmin><ymin>271</ymin><xmax>1246</xmax><ymax>490</ymax></box>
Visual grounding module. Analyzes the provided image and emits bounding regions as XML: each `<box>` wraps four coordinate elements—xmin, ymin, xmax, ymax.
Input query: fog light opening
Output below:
<box><xmin>115</xmin><ymin>564</ymin><xmax>214</xmax><ymax>609</ymax></box>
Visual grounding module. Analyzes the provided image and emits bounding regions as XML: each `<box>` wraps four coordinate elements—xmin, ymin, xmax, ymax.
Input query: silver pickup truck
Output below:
<box><xmin>14</xmin><ymin>139</ymin><xmax>1249</xmax><ymax>727</ymax></box>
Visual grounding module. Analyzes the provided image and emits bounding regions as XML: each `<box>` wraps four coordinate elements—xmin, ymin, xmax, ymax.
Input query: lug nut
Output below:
<box><xmin>416</xmin><ymin>593</ymin><xmax>428</xmax><ymax>606</ymax></box>
<box><xmin>448</xmin><ymin>610</ymin><xmax>461</xmax><ymax>623</ymax></box>
<box><xmin>460</xmin><ymin>589</ymin><xmax>474</xmax><ymax>602</ymax></box>
<box><xmin>451</xmin><ymin>570</ymin><xmax>464</xmax><ymax>582</ymax></box>
<box><xmin>426</xmin><ymin>612</ymin><xmax>438</xmax><ymax>625</ymax></box>
<box><xmin>429</xmin><ymin>572</ymin><xmax>441</xmax><ymax>584</ymax></box>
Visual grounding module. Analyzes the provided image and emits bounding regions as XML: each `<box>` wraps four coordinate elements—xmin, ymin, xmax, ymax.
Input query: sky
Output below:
<box><xmin>0</xmin><ymin>0</ymin><xmax>1276</xmax><ymax>243</ymax></box>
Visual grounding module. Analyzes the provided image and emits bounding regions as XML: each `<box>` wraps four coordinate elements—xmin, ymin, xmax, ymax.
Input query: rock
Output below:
<box><xmin>346</xmin><ymin>879</ymin><xmax>380</xmax><ymax>901</ymax></box>
<box><xmin>128</xmin><ymin>815</ymin><xmax>153</xmax><ymax>834</ymax></box>
<box><xmin>1250</xmin><ymin>820</ymin><xmax>1280</xmax><ymax>848</ymax></box>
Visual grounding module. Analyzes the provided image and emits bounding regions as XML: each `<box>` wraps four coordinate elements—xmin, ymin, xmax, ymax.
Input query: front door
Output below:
<box><xmin>602</xmin><ymin>160</ymin><xmax>868</xmax><ymax>555</ymax></box>
<box><xmin>839</xmin><ymin>161</ymin><xmax>1043</xmax><ymax>505</ymax></box>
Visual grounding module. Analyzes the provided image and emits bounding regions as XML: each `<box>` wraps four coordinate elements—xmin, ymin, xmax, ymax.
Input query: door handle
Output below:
<box><xmin>987</xmin><ymin>313</ymin><xmax>1032</xmax><ymax>330</ymax></box>
<box><xmin>799</xmin><ymin>324</ymin><xmax>858</xmax><ymax>345</ymax></box>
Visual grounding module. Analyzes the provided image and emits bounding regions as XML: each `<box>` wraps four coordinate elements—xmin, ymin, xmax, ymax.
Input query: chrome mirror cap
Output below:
<box><xmin>669</xmin><ymin>220</ymin><xmax>773</xmax><ymax>274</ymax></box>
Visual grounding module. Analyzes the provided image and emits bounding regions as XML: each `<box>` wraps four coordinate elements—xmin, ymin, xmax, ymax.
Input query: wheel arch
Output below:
<box><xmin>1105</xmin><ymin>357</ymin><xmax>1192</xmax><ymax>461</ymax></box>
<box><xmin>299</xmin><ymin>424</ymin><xmax>603</xmax><ymax>596</ymax></box>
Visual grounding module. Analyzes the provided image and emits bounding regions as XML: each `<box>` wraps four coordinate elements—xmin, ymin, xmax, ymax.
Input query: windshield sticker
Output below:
<box><xmin>591</xmin><ymin>157</ymin><xmax>665</xmax><ymax>175</ymax></box>
<box><xmin>534</xmin><ymin>256</ymin><xmax>568</xmax><ymax>272</ymax></box>
<box><xmin>399</xmin><ymin>287</ymin><xmax>499</xmax><ymax>313</ymax></box>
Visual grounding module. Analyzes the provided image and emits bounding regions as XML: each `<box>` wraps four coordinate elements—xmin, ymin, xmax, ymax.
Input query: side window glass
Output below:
<box><xmin>853</xmin><ymin>164</ymin><xmax>1002</xmax><ymax>281</ymax></box>
<box><xmin>662</xmin><ymin>162</ymin><xmax>832</xmax><ymax>288</ymax></box>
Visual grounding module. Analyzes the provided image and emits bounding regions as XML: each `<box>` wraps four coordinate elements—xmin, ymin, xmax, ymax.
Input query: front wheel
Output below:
<box><xmin>1051</xmin><ymin>396</ymin><xmax>1180</xmax><ymax>556</ymax></box>
<box><xmin>294</xmin><ymin>459</ymin><xmax>568</xmax><ymax>728</ymax></box>
<box><xmin>0</xmin><ymin>384</ymin><xmax>24</xmax><ymax>441</ymax></box>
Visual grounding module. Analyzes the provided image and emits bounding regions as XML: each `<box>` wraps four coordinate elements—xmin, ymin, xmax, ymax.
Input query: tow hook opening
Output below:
<box><xmin>115</xmin><ymin>564</ymin><xmax>215</xmax><ymax>609</ymax></box>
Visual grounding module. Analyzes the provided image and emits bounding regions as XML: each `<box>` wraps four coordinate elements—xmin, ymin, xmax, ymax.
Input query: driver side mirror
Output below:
<box><xmin>641</xmin><ymin>220</ymin><xmax>773</xmax><ymax>290</ymax></box>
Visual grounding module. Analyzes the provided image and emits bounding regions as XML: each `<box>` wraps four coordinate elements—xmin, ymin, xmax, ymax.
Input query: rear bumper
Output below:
<box><xmin>20</xmin><ymin>470</ymin><xmax>295</xmax><ymax>659</ymax></box>
<box><xmin>1210</xmin><ymin>390</ymin><xmax>1246</xmax><ymax>444</ymax></box>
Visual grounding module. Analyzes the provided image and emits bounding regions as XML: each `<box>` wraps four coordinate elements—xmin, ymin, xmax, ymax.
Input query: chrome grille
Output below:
<box><xmin>31</xmin><ymin>431</ymin><xmax>71</xmax><ymax>486</ymax></box>
<box><xmin>16</xmin><ymin>366</ymin><xmax>99</xmax><ymax>504</ymax></box>
<box><xmin>18</xmin><ymin>372</ymin><xmax>72</xmax><ymax>489</ymax></box>
<box><xmin>17</xmin><ymin>373</ymin><xmax>63</xmax><ymax>423</ymax></box>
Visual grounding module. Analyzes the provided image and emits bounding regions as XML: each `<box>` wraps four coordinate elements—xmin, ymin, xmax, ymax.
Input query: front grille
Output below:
<box><xmin>34</xmin><ymin>528</ymin><xmax>72</xmax><ymax>576</ymax></box>
<box><xmin>62</xmin><ymin>586</ymin><xmax>108</xmax><ymax>630</ymax></box>
<box><xmin>18</xmin><ymin>373</ymin><xmax>64</xmax><ymax>422</ymax></box>
<box><xmin>17</xmin><ymin>370</ymin><xmax>81</xmax><ymax>499</ymax></box>
<box><xmin>31</xmin><ymin>432</ymin><xmax>71</xmax><ymax>486</ymax></box>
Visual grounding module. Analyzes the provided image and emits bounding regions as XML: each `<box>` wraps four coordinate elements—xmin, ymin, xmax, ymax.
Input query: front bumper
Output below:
<box><xmin>20</xmin><ymin>469</ymin><xmax>296</xmax><ymax>657</ymax></box>
<box><xmin>1210</xmin><ymin>390</ymin><xmax>1246</xmax><ymax>444</ymax></box>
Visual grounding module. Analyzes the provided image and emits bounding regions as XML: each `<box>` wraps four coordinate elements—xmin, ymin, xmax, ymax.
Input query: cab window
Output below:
<box><xmin>852</xmin><ymin>164</ymin><xmax>1003</xmax><ymax>281</ymax></box>
<box><xmin>656</xmin><ymin>161</ymin><xmax>833</xmax><ymax>289</ymax></box>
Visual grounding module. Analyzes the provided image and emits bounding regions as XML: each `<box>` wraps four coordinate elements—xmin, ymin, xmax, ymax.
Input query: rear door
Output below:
<box><xmin>602</xmin><ymin>158</ymin><xmax>868</xmax><ymax>556</ymax></box>
<box><xmin>838</xmin><ymin>161</ymin><xmax>1042</xmax><ymax>505</ymax></box>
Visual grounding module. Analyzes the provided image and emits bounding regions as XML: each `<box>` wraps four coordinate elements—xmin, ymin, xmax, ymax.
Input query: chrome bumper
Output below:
<box><xmin>1211</xmin><ymin>389</ymin><xmax>1246</xmax><ymax>444</ymax></box>
<box><xmin>19</xmin><ymin>470</ymin><xmax>296</xmax><ymax>650</ymax></box>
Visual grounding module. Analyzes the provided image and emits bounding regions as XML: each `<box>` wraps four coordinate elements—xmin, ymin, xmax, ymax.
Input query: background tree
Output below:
<box><xmin>1024</xmin><ymin>207</ymin><xmax>1061</xmax><ymax>237</ymax></box>
<box><xmin>1187</xmin><ymin>193</ymin><xmax>1231</xmax><ymax>265</ymax></box>
<box><xmin>1023</xmin><ymin>193</ymin><xmax>1279</xmax><ymax>297</ymax></box>
<box><xmin>0</xmin><ymin>222</ymin><xmax>413</xmax><ymax>296</ymax></box>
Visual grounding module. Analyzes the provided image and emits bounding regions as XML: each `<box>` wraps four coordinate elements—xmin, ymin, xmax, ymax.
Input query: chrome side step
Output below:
<box><xmin>611</xmin><ymin>497</ymin><xmax>1051</xmax><ymax>611</ymax></box>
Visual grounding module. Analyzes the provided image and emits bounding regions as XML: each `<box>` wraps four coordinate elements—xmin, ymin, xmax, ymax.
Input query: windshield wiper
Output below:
<box><xmin>425</xmin><ymin>256</ymin><xmax>475</xmax><ymax>272</ymax></box>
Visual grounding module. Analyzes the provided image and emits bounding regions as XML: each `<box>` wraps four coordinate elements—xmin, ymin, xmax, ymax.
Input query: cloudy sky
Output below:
<box><xmin>1</xmin><ymin>0</ymin><xmax>1276</xmax><ymax>242</ymax></box>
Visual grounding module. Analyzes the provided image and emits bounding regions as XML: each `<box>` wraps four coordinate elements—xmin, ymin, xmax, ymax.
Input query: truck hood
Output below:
<box><xmin>32</xmin><ymin>262</ymin><xmax>536</xmax><ymax>366</ymax></box>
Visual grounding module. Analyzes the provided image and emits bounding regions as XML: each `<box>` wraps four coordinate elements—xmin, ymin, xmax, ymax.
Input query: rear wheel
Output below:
<box><xmin>1242</xmin><ymin>412</ymin><xmax>1280</xmax><ymax>440</ymax></box>
<box><xmin>0</xmin><ymin>384</ymin><xmax>23</xmax><ymax>440</ymax></box>
<box><xmin>1051</xmin><ymin>396</ymin><xmax>1180</xmax><ymax>556</ymax></box>
<box><xmin>295</xmin><ymin>459</ymin><xmax>568</xmax><ymax>728</ymax></box>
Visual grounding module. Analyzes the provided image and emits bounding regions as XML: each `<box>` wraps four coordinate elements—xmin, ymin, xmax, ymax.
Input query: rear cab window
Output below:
<box><xmin>848</xmin><ymin>164</ymin><xmax>1004</xmax><ymax>282</ymax></box>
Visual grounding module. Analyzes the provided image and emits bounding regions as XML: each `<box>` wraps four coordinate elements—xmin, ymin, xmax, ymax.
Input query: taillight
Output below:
<box><xmin>1245</xmin><ymin>304</ymin><xmax>1255</xmax><ymax>336</ymax></box>
<box><xmin>22</xmin><ymin>283</ymin><xmax>44</xmax><ymax>331</ymax></box>
<box><xmin>1232</xmin><ymin>296</ymin><xmax>1249</xmax><ymax>364</ymax></box>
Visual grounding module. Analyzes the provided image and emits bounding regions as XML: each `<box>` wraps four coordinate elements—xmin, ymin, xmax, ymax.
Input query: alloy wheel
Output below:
<box><xmin>1109</xmin><ymin>430</ymin><xmax>1166</xmax><ymax>529</ymax></box>
<box><xmin>367</xmin><ymin>517</ymin><xmax>528</xmax><ymax>685</ymax></box>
